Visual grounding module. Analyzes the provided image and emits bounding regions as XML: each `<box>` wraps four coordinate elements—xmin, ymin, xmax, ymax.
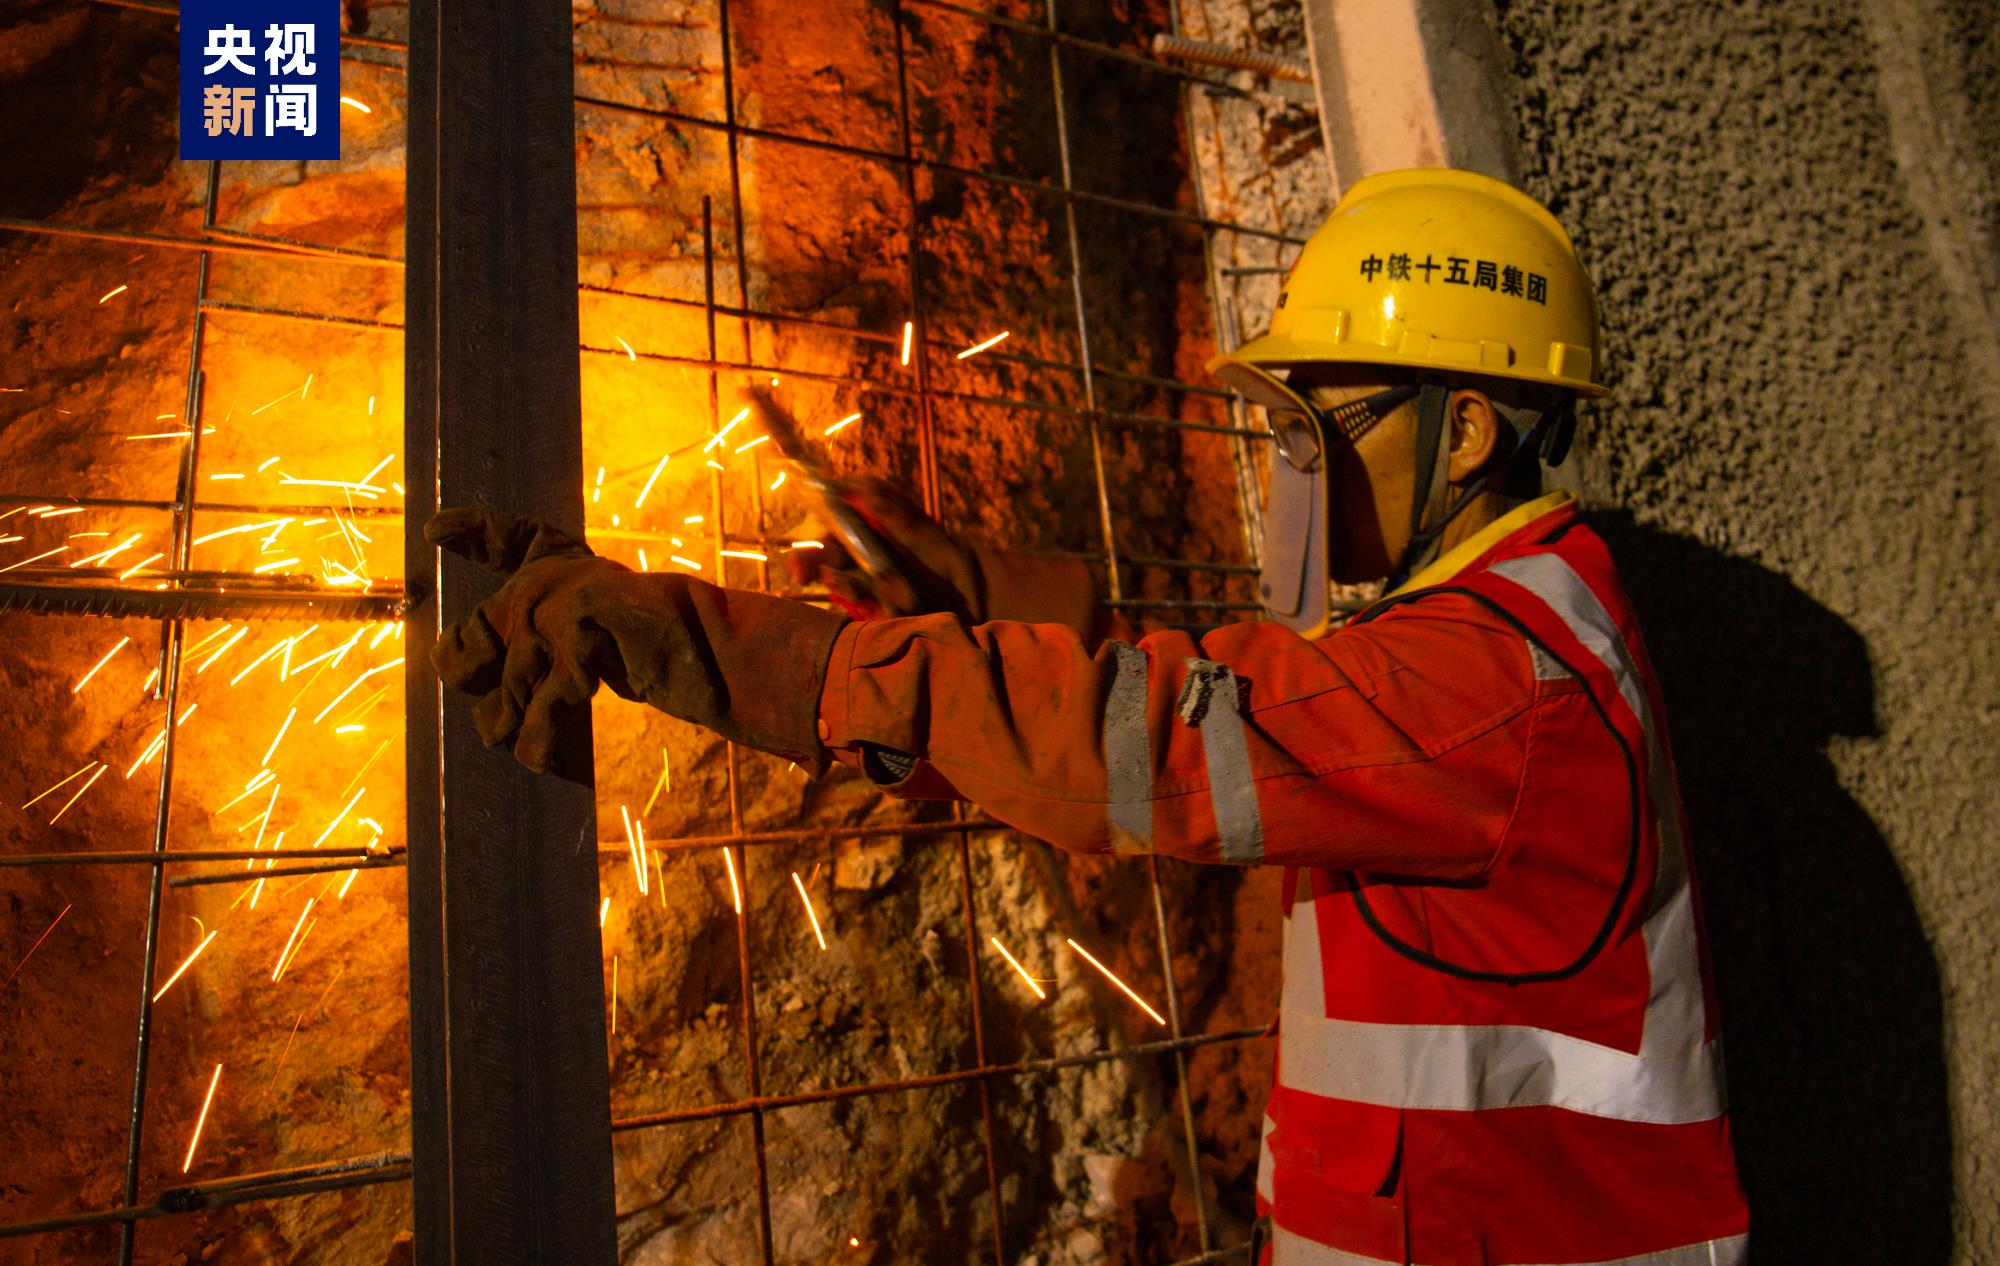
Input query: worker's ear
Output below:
<box><xmin>1446</xmin><ymin>389</ymin><xmax>1504</xmax><ymax>484</ymax></box>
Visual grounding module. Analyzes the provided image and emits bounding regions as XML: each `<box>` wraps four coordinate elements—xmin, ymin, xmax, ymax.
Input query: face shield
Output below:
<box><xmin>1212</xmin><ymin>360</ymin><xmax>1419</xmax><ymax>639</ymax></box>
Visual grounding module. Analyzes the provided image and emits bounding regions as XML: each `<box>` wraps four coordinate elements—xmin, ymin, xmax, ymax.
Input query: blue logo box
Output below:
<box><xmin>179</xmin><ymin>0</ymin><xmax>340</xmax><ymax>160</ymax></box>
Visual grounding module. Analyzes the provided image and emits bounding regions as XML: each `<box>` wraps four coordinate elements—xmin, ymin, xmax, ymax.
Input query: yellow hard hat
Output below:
<box><xmin>1211</xmin><ymin>167</ymin><xmax>1605</xmax><ymax>399</ymax></box>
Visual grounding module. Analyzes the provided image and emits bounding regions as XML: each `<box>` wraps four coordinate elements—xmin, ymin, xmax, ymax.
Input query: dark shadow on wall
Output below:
<box><xmin>1591</xmin><ymin>512</ymin><xmax>1952</xmax><ymax>1266</ymax></box>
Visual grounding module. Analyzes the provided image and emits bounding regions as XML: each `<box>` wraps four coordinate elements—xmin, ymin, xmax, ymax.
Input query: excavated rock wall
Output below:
<box><xmin>1487</xmin><ymin>1</ymin><xmax>2000</xmax><ymax>1260</ymax></box>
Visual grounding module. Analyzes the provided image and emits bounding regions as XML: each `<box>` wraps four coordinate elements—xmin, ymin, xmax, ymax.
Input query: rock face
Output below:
<box><xmin>1489</xmin><ymin>1</ymin><xmax>2000</xmax><ymax>1261</ymax></box>
<box><xmin>0</xmin><ymin>2</ymin><xmax>1318</xmax><ymax>1264</ymax></box>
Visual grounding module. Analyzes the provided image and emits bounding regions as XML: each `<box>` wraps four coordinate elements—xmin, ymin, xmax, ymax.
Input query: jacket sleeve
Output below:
<box><xmin>816</xmin><ymin>595</ymin><xmax>1539</xmax><ymax>876</ymax></box>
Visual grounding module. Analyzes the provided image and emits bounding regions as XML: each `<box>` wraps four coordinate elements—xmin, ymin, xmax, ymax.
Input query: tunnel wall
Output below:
<box><xmin>1464</xmin><ymin>1</ymin><xmax>1999</xmax><ymax>1260</ymax></box>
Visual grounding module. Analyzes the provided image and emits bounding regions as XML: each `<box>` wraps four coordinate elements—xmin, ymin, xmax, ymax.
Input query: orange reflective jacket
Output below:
<box><xmin>816</xmin><ymin>496</ymin><xmax>1748</xmax><ymax>1264</ymax></box>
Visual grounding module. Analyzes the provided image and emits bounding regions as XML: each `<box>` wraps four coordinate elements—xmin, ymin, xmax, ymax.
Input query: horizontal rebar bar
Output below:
<box><xmin>0</xmin><ymin>492</ymin><xmax>403</xmax><ymax>519</ymax></box>
<box><xmin>168</xmin><ymin>853</ymin><xmax>406</xmax><ymax>887</ymax></box>
<box><xmin>0</xmin><ymin>1151</ymin><xmax>413</xmax><ymax>1240</ymax></box>
<box><xmin>611</xmin><ymin>1026</ymin><xmax>1266</xmax><ymax>1132</ymax></box>
<box><xmin>574</xmin><ymin>94</ymin><xmax>1303</xmax><ymax>246</ymax></box>
<box><xmin>0</xmin><ymin>580</ymin><xmax>403</xmax><ymax>623</ymax></box>
<box><xmin>1150</xmin><ymin>33</ymin><xmax>1312</xmax><ymax>83</ymax></box>
<box><xmin>0</xmin><ymin>847</ymin><xmax>383</xmax><ymax>868</ymax></box>
<box><xmin>0</xmin><ymin>217</ymin><xmax>401</xmax><ymax>267</ymax></box>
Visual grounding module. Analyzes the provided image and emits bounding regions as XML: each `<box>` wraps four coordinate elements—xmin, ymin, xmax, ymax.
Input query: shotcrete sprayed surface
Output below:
<box><xmin>1494</xmin><ymin>0</ymin><xmax>2000</xmax><ymax>1260</ymax></box>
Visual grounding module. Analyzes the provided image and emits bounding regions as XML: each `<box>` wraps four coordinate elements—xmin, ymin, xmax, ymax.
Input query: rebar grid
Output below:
<box><xmin>585</xmin><ymin>2</ymin><xmax>1290</xmax><ymax>1261</ymax></box>
<box><xmin>1</xmin><ymin>129</ymin><xmax>413</xmax><ymax>1264</ymax></box>
<box><xmin>0</xmin><ymin>1</ymin><xmax>1312</xmax><ymax>1260</ymax></box>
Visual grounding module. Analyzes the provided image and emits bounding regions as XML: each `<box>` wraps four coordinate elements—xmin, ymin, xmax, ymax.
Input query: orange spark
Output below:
<box><xmin>599</xmin><ymin>896</ymin><xmax>611</xmax><ymax>928</ymax></box>
<box><xmin>824</xmin><ymin>413</ymin><xmax>861</xmax><ymax>437</ymax></box>
<box><xmin>180</xmin><ymin>1063</ymin><xmax>224</xmax><ymax>1172</ymax></box>
<box><xmin>125</xmin><ymin>731</ymin><xmax>167</xmax><ymax>779</ymax></box>
<box><xmin>735</xmin><ymin>435</ymin><xmax>770</xmax><ymax>454</ymax></box>
<box><xmin>0</xmin><ymin>545</ymin><xmax>69</xmax><ymax>573</ymax></box>
<box><xmin>209</xmin><ymin>473</ymin><xmax>244</xmax><ymax>481</ymax></box>
<box><xmin>277</xmin><ymin>476</ymin><xmax>382</xmax><ymax>499</ymax></box>
<box><xmin>683</xmin><ymin>515</ymin><xmax>703</xmax><ymax>525</ymax></box>
<box><xmin>722</xmin><ymin>848</ymin><xmax>742</xmax><ymax>914</ymax></box>
<box><xmin>769</xmin><ymin>471</ymin><xmax>787</xmax><ymax>492</ymax></box>
<box><xmin>22</xmin><ymin>760</ymin><xmax>99</xmax><ymax>809</ymax></box>
<box><xmin>194</xmin><ymin>626</ymin><xmax>249</xmax><ymax>674</ymax></box>
<box><xmin>592</xmin><ymin>466</ymin><xmax>605</xmax><ymax>504</ymax></box>
<box><xmin>257</xmin><ymin>455</ymin><xmax>282</xmax><ymax>472</ymax></box>
<box><xmin>334</xmin><ymin>724</ymin><xmax>364</xmax><ymax>735</ymax></box>
<box><xmin>308</xmin><ymin>787</ymin><xmax>367</xmax><ymax>849</ymax></box>
<box><xmin>637</xmin><ymin>549</ymin><xmax>649</xmax><ymax>571</ymax></box>
<box><xmin>619</xmin><ymin>804</ymin><xmax>648</xmax><ymax>897</ymax></box>
<box><xmin>340</xmin><ymin>95</ymin><xmax>373</xmax><ymax>114</ymax></box>
<box><xmin>1</xmin><ymin>903</ymin><xmax>71</xmax><ymax>991</ymax></box>
<box><xmin>719</xmin><ymin>549</ymin><xmax>768</xmax><ymax>562</ymax></box>
<box><xmin>791</xmin><ymin>872</ymin><xmax>827</xmax><ymax>951</ymax></box>
<box><xmin>787</xmin><ymin>540</ymin><xmax>825</xmax><ymax>551</ymax></box>
<box><xmin>956</xmin><ymin>330</ymin><xmax>1011</xmax><ymax>360</ymax></box>
<box><xmin>609</xmin><ymin>955</ymin><xmax>619</xmax><ymax>1034</ymax></box>
<box><xmin>271</xmin><ymin>900</ymin><xmax>316</xmax><ymax>980</ymax></box>
<box><xmin>634</xmin><ymin>451</ymin><xmax>671</xmax><ymax>509</ymax></box>
<box><xmin>251</xmin><ymin>378</ymin><xmax>311</xmax><ymax>416</ymax></box>
<box><xmin>217</xmin><ymin>774</ymin><xmax>278</xmax><ymax>817</ymax></box>
<box><xmin>670</xmin><ymin>555</ymin><xmax>701</xmax><ymax>571</ymax></box>
<box><xmin>252</xmin><ymin>557</ymin><xmax>301</xmax><ymax>574</ymax></box>
<box><xmin>900</xmin><ymin>320</ymin><xmax>914</xmax><ymax>365</ymax></box>
<box><xmin>260</xmin><ymin>707</ymin><xmax>297</xmax><ymax>769</ymax></box>
<box><xmin>228</xmin><ymin>635</ymin><xmax>296</xmax><ymax>686</ymax></box>
<box><xmin>1065</xmin><ymin>937</ymin><xmax>1167</xmax><ymax>1025</ymax></box>
<box><xmin>120</xmin><ymin>553</ymin><xmax>166</xmax><ymax>579</ymax></box>
<box><xmin>72</xmin><ymin>532</ymin><xmax>145</xmax><ymax>568</ymax></box>
<box><xmin>642</xmin><ymin>748</ymin><xmax>671</xmax><ymax>816</ymax></box>
<box><xmin>98</xmin><ymin>284</ymin><xmax>128</xmax><ymax>304</ymax></box>
<box><xmin>192</xmin><ymin>520</ymin><xmax>291</xmax><ymax>547</ymax></box>
<box><xmin>615</xmin><ymin>335</ymin><xmax>636</xmax><ymax>361</ymax></box>
<box><xmin>48</xmin><ymin>763</ymin><xmax>107</xmax><ymax>824</ymax></box>
<box><xmin>310</xmin><ymin>657</ymin><xmax>403</xmax><ymax>724</ymax></box>
<box><xmin>989</xmin><ymin>936</ymin><xmax>1047</xmax><ymax>1000</ymax></box>
<box><xmin>152</xmin><ymin>930</ymin><xmax>219</xmax><ymax>1002</ymax></box>
<box><xmin>704</xmin><ymin>407</ymin><xmax>751</xmax><ymax>452</ymax></box>
<box><xmin>289</xmin><ymin>627</ymin><xmax>365</xmax><ymax>677</ymax></box>
<box><xmin>336</xmin><ymin>868</ymin><xmax>359</xmax><ymax>898</ymax></box>
<box><xmin>274</xmin><ymin>918</ymin><xmax>318</xmax><ymax>981</ymax></box>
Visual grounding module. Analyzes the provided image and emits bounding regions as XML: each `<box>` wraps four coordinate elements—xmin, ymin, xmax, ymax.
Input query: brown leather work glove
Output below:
<box><xmin>427</xmin><ymin>507</ymin><xmax>848</xmax><ymax>775</ymax></box>
<box><xmin>787</xmin><ymin>479</ymin><xmax>1099</xmax><ymax>635</ymax></box>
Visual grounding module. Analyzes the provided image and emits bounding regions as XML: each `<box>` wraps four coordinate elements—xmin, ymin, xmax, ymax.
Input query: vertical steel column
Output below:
<box><xmin>116</xmin><ymin>157</ymin><xmax>219</xmax><ymax>1266</ymax></box>
<box><xmin>1048</xmin><ymin>4</ymin><xmax>1214</xmax><ymax>1251</ymax></box>
<box><xmin>404</xmin><ymin>0</ymin><xmax>617</xmax><ymax>1260</ymax></box>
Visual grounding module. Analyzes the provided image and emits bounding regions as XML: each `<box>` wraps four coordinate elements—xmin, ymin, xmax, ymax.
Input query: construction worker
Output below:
<box><xmin>428</xmin><ymin>168</ymin><xmax>1749</xmax><ymax>1264</ymax></box>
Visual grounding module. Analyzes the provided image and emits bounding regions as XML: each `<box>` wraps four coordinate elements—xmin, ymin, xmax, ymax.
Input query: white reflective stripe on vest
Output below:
<box><xmin>1487</xmin><ymin>554</ymin><xmax>1710</xmax><ymax>1061</ymax></box>
<box><xmin>1256</xmin><ymin>1113</ymin><xmax>1277</xmax><ymax>1205</ymax></box>
<box><xmin>1276</xmin><ymin>550</ymin><xmax>1724</xmax><ymax>1125</ymax></box>
<box><xmin>1180</xmin><ymin>658</ymin><xmax>1265</xmax><ymax>864</ymax></box>
<box><xmin>1270</xmin><ymin>1225</ymin><xmax>1748</xmax><ymax>1266</ymax></box>
<box><xmin>1277</xmin><ymin>1006</ymin><xmax>1722</xmax><ymax>1123</ymax></box>
<box><xmin>1103</xmin><ymin>640</ymin><xmax>1152</xmax><ymax>853</ymax></box>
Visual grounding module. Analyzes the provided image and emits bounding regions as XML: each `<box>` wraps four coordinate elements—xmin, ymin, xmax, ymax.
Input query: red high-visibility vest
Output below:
<box><xmin>817</xmin><ymin>495</ymin><xmax>1749</xmax><ymax>1264</ymax></box>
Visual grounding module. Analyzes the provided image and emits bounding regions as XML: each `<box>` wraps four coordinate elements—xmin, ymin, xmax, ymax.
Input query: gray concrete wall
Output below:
<box><xmin>1475</xmin><ymin>1</ymin><xmax>2000</xmax><ymax>1261</ymax></box>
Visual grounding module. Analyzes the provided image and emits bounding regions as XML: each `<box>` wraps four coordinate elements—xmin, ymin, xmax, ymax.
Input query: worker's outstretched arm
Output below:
<box><xmin>818</xmin><ymin>603</ymin><xmax>1538</xmax><ymax>877</ymax></box>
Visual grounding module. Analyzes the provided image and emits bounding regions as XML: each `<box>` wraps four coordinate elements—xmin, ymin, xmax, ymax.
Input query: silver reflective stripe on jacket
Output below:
<box><xmin>1277</xmin><ymin>551</ymin><xmax>1724</xmax><ymax>1125</ymax></box>
<box><xmin>1178</xmin><ymin>658</ymin><xmax>1265</xmax><ymax>864</ymax></box>
<box><xmin>1104</xmin><ymin>641</ymin><xmax>1153</xmax><ymax>853</ymax></box>
<box><xmin>1271</xmin><ymin>1225</ymin><xmax>1748</xmax><ymax>1266</ymax></box>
